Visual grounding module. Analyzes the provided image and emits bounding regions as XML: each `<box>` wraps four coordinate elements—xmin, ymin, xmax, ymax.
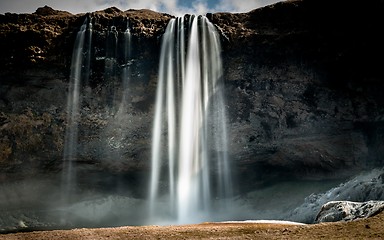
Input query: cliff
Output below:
<box><xmin>1</xmin><ymin>0</ymin><xmax>384</xmax><ymax>222</ymax></box>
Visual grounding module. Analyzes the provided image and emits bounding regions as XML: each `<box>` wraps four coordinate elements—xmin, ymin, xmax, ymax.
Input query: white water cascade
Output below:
<box><xmin>104</xmin><ymin>19</ymin><xmax>131</xmax><ymax>113</ymax></box>
<box><xmin>120</xmin><ymin>19</ymin><xmax>132</xmax><ymax>108</ymax></box>
<box><xmin>104</xmin><ymin>25</ymin><xmax>118</xmax><ymax>109</ymax></box>
<box><xmin>149</xmin><ymin>15</ymin><xmax>232</xmax><ymax>224</ymax></box>
<box><xmin>103</xmin><ymin>19</ymin><xmax>133</xmax><ymax>166</ymax></box>
<box><xmin>61</xmin><ymin>17</ymin><xmax>92</xmax><ymax>218</ymax></box>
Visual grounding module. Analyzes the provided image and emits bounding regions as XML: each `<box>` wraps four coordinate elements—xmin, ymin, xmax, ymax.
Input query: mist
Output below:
<box><xmin>2</xmin><ymin>169</ymin><xmax>383</xmax><ymax>230</ymax></box>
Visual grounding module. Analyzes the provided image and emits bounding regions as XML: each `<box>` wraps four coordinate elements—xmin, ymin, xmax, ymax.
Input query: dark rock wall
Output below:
<box><xmin>211</xmin><ymin>0</ymin><xmax>384</xmax><ymax>191</ymax></box>
<box><xmin>0</xmin><ymin>7</ymin><xmax>171</xmax><ymax>193</ymax></box>
<box><xmin>1</xmin><ymin>0</ymin><xmax>384</xmax><ymax>195</ymax></box>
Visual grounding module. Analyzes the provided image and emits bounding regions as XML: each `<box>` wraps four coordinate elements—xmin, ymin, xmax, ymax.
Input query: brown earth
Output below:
<box><xmin>1</xmin><ymin>212</ymin><xmax>383</xmax><ymax>239</ymax></box>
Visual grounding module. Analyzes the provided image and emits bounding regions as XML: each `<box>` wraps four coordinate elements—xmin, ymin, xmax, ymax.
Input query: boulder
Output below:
<box><xmin>285</xmin><ymin>168</ymin><xmax>384</xmax><ymax>223</ymax></box>
<box><xmin>315</xmin><ymin>200</ymin><xmax>384</xmax><ymax>223</ymax></box>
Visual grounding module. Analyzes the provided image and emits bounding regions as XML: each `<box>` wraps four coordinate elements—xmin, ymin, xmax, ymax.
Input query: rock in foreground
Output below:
<box><xmin>315</xmin><ymin>200</ymin><xmax>384</xmax><ymax>223</ymax></box>
<box><xmin>1</xmin><ymin>211</ymin><xmax>384</xmax><ymax>239</ymax></box>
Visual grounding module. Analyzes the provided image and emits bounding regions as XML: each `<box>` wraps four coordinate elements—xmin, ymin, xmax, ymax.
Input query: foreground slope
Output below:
<box><xmin>2</xmin><ymin>211</ymin><xmax>384</xmax><ymax>239</ymax></box>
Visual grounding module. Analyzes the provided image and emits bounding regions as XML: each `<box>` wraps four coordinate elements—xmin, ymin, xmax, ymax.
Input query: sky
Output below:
<box><xmin>0</xmin><ymin>0</ymin><xmax>283</xmax><ymax>16</ymax></box>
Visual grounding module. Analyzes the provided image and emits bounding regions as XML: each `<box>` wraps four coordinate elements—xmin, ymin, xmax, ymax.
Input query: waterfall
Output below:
<box><xmin>149</xmin><ymin>15</ymin><xmax>232</xmax><ymax>224</ymax></box>
<box><xmin>105</xmin><ymin>25</ymin><xmax>119</xmax><ymax>110</ymax></box>
<box><xmin>61</xmin><ymin>17</ymin><xmax>92</xmax><ymax>221</ymax></box>
<box><xmin>104</xmin><ymin>20</ymin><xmax>132</xmax><ymax>113</ymax></box>
<box><xmin>60</xmin><ymin>17</ymin><xmax>134</xmax><ymax>224</ymax></box>
<box><xmin>104</xmin><ymin>19</ymin><xmax>133</xmax><ymax>154</ymax></box>
<box><xmin>121</xmin><ymin>18</ymin><xmax>132</xmax><ymax>107</ymax></box>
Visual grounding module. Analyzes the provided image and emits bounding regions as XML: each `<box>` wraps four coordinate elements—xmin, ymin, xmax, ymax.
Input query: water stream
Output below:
<box><xmin>61</xmin><ymin>17</ymin><xmax>92</xmax><ymax>222</ymax></box>
<box><xmin>149</xmin><ymin>15</ymin><xmax>232</xmax><ymax>224</ymax></box>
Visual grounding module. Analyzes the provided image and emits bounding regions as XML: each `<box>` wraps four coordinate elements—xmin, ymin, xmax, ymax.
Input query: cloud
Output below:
<box><xmin>213</xmin><ymin>0</ymin><xmax>281</xmax><ymax>13</ymax></box>
<box><xmin>0</xmin><ymin>0</ymin><xmax>282</xmax><ymax>14</ymax></box>
<box><xmin>0</xmin><ymin>0</ymin><xmax>107</xmax><ymax>14</ymax></box>
<box><xmin>166</xmin><ymin>0</ymin><xmax>282</xmax><ymax>15</ymax></box>
<box><xmin>94</xmin><ymin>0</ymin><xmax>178</xmax><ymax>12</ymax></box>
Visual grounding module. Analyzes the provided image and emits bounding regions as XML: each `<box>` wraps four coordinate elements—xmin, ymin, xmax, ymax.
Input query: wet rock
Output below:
<box><xmin>315</xmin><ymin>200</ymin><xmax>384</xmax><ymax>223</ymax></box>
<box><xmin>286</xmin><ymin>168</ymin><xmax>384</xmax><ymax>223</ymax></box>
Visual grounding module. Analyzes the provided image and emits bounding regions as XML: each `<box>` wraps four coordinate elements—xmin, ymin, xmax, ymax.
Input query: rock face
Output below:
<box><xmin>315</xmin><ymin>200</ymin><xmax>384</xmax><ymax>223</ymax></box>
<box><xmin>285</xmin><ymin>168</ymin><xmax>384</xmax><ymax>223</ymax></box>
<box><xmin>211</xmin><ymin>0</ymin><xmax>384</xmax><ymax>191</ymax></box>
<box><xmin>0</xmin><ymin>7</ymin><xmax>173</xmax><ymax>196</ymax></box>
<box><xmin>0</xmin><ymin>0</ymin><xmax>384</xmax><ymax>215</ymax></box>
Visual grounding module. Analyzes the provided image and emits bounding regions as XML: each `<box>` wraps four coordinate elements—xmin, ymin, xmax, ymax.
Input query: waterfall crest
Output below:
<box><xmin>149</xmin><ymin>15</ymin><xmax>232</xmax><ymax>224</ymax></box>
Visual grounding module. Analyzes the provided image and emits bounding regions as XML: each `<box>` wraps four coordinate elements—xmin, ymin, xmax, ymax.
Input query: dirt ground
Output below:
<box><xmin>1</xmin><ymin>212</ymin><xmax>384</xmax><ymax>240</ymax></box>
